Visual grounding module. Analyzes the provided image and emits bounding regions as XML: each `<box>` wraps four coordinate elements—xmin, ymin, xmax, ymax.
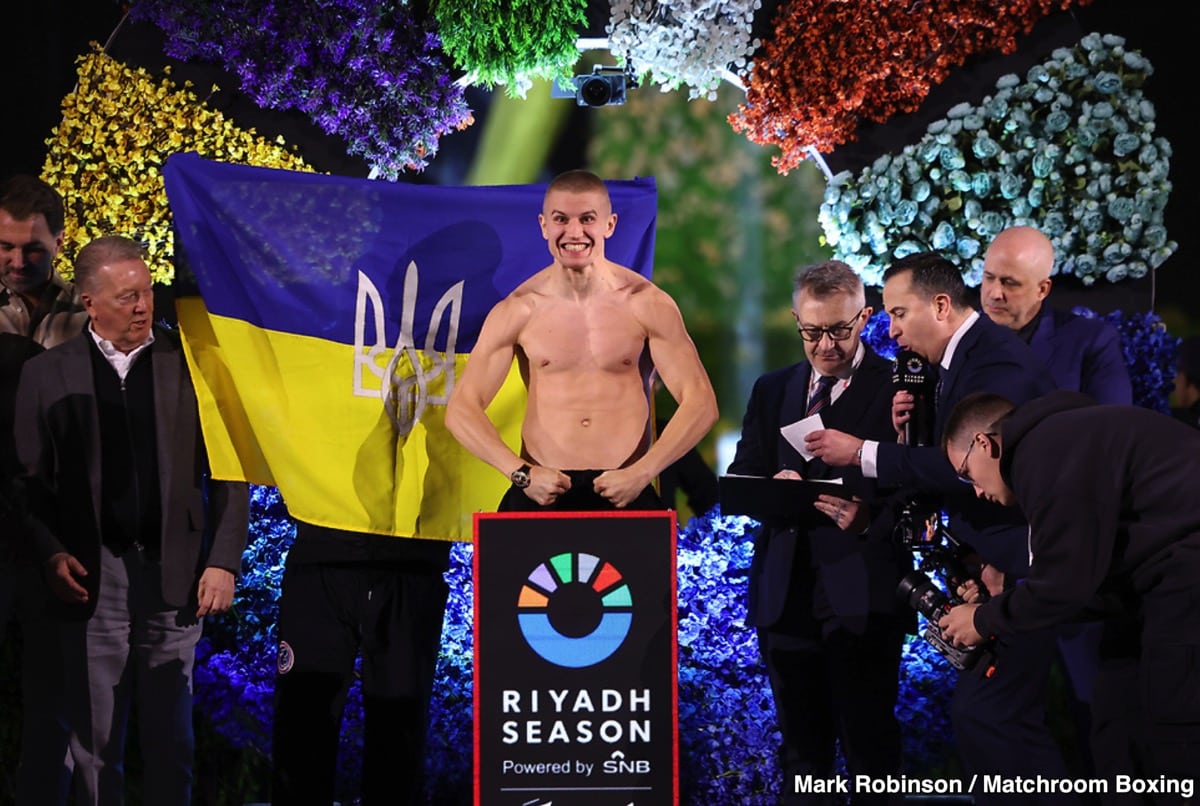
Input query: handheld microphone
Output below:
<box><xmin>893</xmin><ymin>350</ymin><xmax>937</xmax><ymax>447</ymax></box>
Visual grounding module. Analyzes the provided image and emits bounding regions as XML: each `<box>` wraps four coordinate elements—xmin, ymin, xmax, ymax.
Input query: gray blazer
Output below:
<box><xmin>14</xmin><ymin>325</ymin><xmax>249</xmax><ymax>619</ymax></box>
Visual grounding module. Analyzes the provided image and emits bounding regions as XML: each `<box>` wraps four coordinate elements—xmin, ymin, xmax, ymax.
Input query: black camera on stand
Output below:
<box><xmin>894</xmin><ymin>498</ymin><xmax>996</xmax><ymax>676</ymax></box>
<box><xmin>551</xmin><ymin>65</ymin><xmax>638</xmax><ymax>107</ymax></box>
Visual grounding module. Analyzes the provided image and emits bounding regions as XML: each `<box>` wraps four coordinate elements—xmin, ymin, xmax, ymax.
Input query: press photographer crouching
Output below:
<box><xmin>939</xmin><ymin>390</ymin><xmax>1200</xmax><ymax>800</ymax></box>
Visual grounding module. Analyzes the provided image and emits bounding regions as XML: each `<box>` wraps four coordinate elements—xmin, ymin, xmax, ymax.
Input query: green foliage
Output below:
<box><xmin>432</xmin><ymin>0</ymin><xmax>588</xmax><ymax>94</ymax></box>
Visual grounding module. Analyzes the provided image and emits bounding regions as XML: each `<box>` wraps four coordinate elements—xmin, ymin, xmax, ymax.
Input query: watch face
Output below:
<box><xmin>511</xmin><ymin>465</ymin><xmax>531</xmax><ymax>488</ymax></box>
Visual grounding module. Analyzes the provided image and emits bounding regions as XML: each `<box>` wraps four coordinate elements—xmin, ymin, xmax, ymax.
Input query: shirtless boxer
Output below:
<box><xmin>445</xmin><ymin>170</ymin><xmax>717</xmax><ymax>510</ymax></box>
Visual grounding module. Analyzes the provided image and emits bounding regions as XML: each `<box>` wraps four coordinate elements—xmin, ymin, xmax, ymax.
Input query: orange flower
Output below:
<box><xmin>729</xmin><ymin>0</ymin><xmax>1092</xmax><ymax>174</ymax></box>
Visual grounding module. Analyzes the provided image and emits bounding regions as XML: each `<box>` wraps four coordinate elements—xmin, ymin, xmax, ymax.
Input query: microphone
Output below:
<box><xmin>893</xmin><ymin>350</ymin><xmax>937</xmax><ymax>447</ymax></box>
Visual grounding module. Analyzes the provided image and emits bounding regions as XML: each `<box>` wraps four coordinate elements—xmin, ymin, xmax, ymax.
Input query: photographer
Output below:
<box><xmin>940</xmin><ymin>390</ymin><xmax>1200</xmax><ymax>794</ymax></box>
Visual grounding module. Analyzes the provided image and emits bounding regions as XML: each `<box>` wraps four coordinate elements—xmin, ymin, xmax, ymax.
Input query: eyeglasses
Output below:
<box><xmin>956</xmin><ymin>432</ymin><xmax>996</xmax><ymax>484</ymax></box>
<box><xmin>796</xmin><ymin>307</ymin><xmax>865</xmax><ymax>343</ymax></box>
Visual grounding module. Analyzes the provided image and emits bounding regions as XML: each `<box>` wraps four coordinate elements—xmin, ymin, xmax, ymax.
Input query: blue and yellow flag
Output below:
<box><xmin>162</xmin><ymin>153</ymin><xmax>657</xmax><ymax>540</ymax></box>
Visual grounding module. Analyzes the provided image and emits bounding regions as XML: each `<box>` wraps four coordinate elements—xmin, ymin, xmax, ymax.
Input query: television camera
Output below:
<box><xmin>895</xmin><ymin>497</ymin><xmax>996</xmax><ymax>676</ymax></box>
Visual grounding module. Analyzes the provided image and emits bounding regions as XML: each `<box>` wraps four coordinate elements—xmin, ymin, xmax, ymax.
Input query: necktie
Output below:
<box><xmin>806</xmin><ymin>375</ymin><xmax>836</xmax><ymax>417</ymax></box>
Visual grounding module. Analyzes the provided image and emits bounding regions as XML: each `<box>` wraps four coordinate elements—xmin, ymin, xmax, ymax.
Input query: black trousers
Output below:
<box><xmin>951</xmin><ymin>626</ymin><xmax>1080</xmax><ymax>805</ymax></box>
<box><xmin>760</xmin><ymin>617</ymin><xmax>906</xmax><ymax>806</ymax></box>
<box><xmin>270</xmin><ymin>535</ymin><xmax>451</xmax><ymax>806</ymax></box>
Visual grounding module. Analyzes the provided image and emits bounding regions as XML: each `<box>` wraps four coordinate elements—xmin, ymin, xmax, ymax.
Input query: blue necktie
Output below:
<box><xmin>806</xmin><ymin>375</ymin><xmax>836</xmax><ymax>417</ymax></box>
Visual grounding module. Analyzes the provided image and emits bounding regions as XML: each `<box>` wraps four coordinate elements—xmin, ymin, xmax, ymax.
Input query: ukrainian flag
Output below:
<box><xmin>163</xmin><ymin>154</ymin><xmax>657</xmax><ymax>540</ymax></box>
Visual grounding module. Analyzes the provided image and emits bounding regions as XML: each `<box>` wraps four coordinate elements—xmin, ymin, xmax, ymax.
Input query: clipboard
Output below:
<box><xmin>718</xmin><ymin>474</ymin><xmax>843</xmax><ymax>525</ymax></box>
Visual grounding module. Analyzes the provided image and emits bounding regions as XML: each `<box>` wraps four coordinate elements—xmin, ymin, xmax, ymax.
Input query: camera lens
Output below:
<box><xmin>578</xmin><ymin>77</ymin><xmax>613</xmax><ymax>107</ymax></box>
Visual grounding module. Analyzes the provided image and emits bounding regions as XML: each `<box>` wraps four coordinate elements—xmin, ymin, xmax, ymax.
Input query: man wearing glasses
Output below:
<box><xmin>939</xmin><ymin>390</ymin><xmax>1200</xmax><ymax>795</ymax></box>
<box><xmin>806</xmin><ymin>253</ymin><xmax>1077</xmax><ymax>803</ymax></box>
<box><xmin>728</xmin><ymin>260</ymin><xmax>911</xmax><ymax>804</ymax></box>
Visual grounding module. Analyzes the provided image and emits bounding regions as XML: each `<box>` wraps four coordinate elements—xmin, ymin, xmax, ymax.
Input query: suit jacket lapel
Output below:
<box><xmin>152</xmin><ymin>331</ymin><xmax>180</xmax><ymax>531</ymax></box>
<box><xmin>775</xmin><ymin>363</ymin><xmax>811</xmax><ymax>472</ymax></box>
<box><xmin>937</xmin><ymin>318</ymin><xmax>983</xmax><ymax>427</ymax></box>
<box><xmin>820</xmin><ymin>350</ymin><xmax>888</xmax><ymax>434</ymax></box>
<box><xmin>58</xmin><ymin>336</ymin><xmax>104</xmax><ymax>529</ymax></box>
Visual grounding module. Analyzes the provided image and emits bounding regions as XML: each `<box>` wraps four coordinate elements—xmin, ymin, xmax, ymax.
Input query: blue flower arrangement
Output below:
<box><xmin>819</xmin><ymin>33</ymin><xmax>1177</xmax><ymax>287</ymax></box>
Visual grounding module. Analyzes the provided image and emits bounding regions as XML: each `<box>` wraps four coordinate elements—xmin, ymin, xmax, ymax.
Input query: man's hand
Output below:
<box><xmin>523</xmin><ymin>466</ymin><xmax>572</xmax><ymax>506</ymax></box>
<box><xmin>814</xmin><ymin>493</ymin><xmax>869</xmax><ymax>533</ymax></box>
<box><xmin>892</xmin><ymin>390</ymin><xmax>914</xmax><ymax>441</ymax></box>
<box><xmin>773</xmin><ymin>469</ymin><xmax>803</xmax><ymax>480</ymax></box>
<box><xmin>938</xmin><ymin>603</ymin><xmax>983</xmax><ymax>648</ymax></box>
<box><xmin>804</xmin><ymin>429</ymin><xmax>863</xmax><ymax>467</ymax></box>
<box><xmin>593</xmin><ymin>467</ymin><xmax>653</xmax><ymax>509</ymax></box>
<box><xmin>196</xmin><ymin>567</ymin><xmax>236</xmax><ymax>617</ymax></box>
<box><xmin>981</xmin><ymin>563</ymin><xmax>1006</xmax><ymax>597</ymax></box>
<box><xmin>45</xmin><ymin>552</ymin><xmax>88</xmax><ymax>604</ymax></box>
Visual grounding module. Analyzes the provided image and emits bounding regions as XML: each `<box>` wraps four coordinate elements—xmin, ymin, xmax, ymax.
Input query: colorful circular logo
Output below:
<box><xmin>517</xmin><ymin>552</ymin><xmax>633</xmax><ymax>668</ymax></box>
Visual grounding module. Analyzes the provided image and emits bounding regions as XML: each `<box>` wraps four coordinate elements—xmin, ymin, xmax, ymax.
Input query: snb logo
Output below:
<box><xmin>517</xmin><ymin>552</ymin><xmax>633</xmax><ymax>668</ymax></box>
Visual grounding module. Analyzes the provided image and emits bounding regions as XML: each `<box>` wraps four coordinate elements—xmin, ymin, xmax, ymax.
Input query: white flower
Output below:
<box><xmin>608</xmin><ymin>0</ymin><xmax>760</xmax><ymax>101</ymax></box>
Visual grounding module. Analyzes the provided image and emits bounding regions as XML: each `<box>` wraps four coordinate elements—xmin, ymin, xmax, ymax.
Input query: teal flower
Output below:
<box><xmin>1107</xmin><ymin>196</ymin><xmax>1135</xmax><ymax>223</ymax></box>
<box><xmin>1080</xmin><ymin>209</ymin><xmax>1105</xmax><ymax>232</ymax></box>
<box><xmin>973</xmin><ymin>135</ymin><xmax>1001</xmax><ymax>159</ymax></box>
<box><xmin>1092</xmin><ymin>72</ymin><xmax>1123</xmax><ymax>94</ymax></box>
<box><xmin>1045</xmin><ymin>110</ymin><xmax>1071</xmax><ymax>134</ymax></box>
<box><xmin>980</xmin><ymin>211</ymin><xmax>1006</xmax><ymax>237</ymax></box>
<box><xmin>932</xmin><ymin>221</ymin><xmax>956</xmax><ymax>250</ymax></box>
<box><xmin>971</xmin><ymin>172</ymin><xmax>993</xmax><ymax>197</ymax></box>
<box><xmin>1032</xmin><ymin>152</ymin><xmax>1055</xmax><ymax>178</ymax></box>
<box><xmin>999</xmin><ymin>173</ymin><xmax>1023</xmax><ymax>199</ymax></box>
<box><xmin>1113</xmin><ymin>133</ymin><xmax>1141</xmax><ymax>157</ymax></box>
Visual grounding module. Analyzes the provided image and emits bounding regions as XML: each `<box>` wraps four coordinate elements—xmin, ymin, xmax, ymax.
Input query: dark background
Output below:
<box><xmin>2</xmin><ymin>0</ymin><xmax>1195</xmax><ymax>323</ymax></box>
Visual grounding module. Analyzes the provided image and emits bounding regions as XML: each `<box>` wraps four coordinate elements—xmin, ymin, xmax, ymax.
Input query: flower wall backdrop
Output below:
<box><xmin>818</xmin><ymin>33</ymin><xmax>1176</xmax><ymax>287</ymax></box>
<box><xmin>41</xmin><ymin>47</ymin><xmax>312</xmax><ymax>284</ymax></box>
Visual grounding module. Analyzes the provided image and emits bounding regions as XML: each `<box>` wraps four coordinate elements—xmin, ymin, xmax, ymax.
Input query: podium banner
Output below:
<box><xmin>474</xmin><ymin>512</ymin><xmax>679</xmax><ymax>806</ymax></box>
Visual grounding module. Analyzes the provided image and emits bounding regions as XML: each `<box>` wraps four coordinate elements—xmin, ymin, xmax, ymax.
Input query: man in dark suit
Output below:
<box><xmin>981</xmin><ymin>226</ymin><xmax>1131</xmax><ymax>405</ymax></box>
<box><xmin>807</xmin><ymin>253</ymin><xmax>1073</xmax><ymax>804</ymax></box>
<box><xmin>14</xmin><ymin>235</ymin><xmax>249</xmax><ymax>805</ymax></box>
<box><xmin>729</xmin><ymin>260</ymin><xmax>910</xmax><ymax>805</ymax></box>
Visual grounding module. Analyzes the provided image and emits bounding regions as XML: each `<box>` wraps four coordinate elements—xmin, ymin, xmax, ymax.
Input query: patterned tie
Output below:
<box><xmin>806</xmin><ymin>375</ymin><xmax>836</xmax><ymax>417</ymax></box>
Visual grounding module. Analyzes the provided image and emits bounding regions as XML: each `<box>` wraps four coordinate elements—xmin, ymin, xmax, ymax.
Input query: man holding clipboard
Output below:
<box><xmin>725</xmin><ymin>261</ymin><xmax>910</xmax><ymax>805</ymax></box>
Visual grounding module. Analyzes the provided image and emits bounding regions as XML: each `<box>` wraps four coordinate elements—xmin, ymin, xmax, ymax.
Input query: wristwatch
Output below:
<box><xmin>510</xmin><ymin>464</ymin><xmax>532</xmax><ymax>489</ymax></box>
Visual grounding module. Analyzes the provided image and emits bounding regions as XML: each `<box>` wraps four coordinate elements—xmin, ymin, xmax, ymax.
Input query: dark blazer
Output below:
<box><xmin>875</xmin><ymin>313</ymin><xmax>1055</xmax><ymax>493</ymax></box>
<box><xmin>14</xmin><ymin>326</ymin><xmax>249</xmax><ymax>619</ymax></box>
<box><xmin>729</xmin><ymin>348</ymin><xmax>908</xmax><ymax>634</ymax></box>
<box><xmin>875</xmin><ymin>313</ymin><xmax>1055</xmax><ymax>575</ymax></box>
<box><xmin>1029</xmin><ymin>306</ymin><xmax>1132</xmax><ymax>405</ymax></box>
